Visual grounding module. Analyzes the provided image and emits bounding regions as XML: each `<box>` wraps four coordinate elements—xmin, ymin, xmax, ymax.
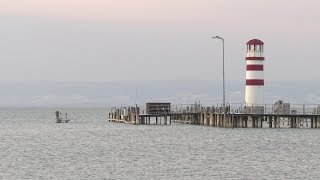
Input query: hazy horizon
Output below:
<box><xmin>0</xmin><ymin>80</ymin><xmax>319</xmax><ymax>107</ymax></box>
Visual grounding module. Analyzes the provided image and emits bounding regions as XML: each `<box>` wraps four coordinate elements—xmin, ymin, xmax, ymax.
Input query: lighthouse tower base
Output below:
<box><xmin>245</xmin><ymin>86</ymin><xmax>264</xmax><ymax>106</ymax></box>
<box><xmin>245</xmin><ymin>86</ymin><xmax>265</xmax><ymax>114</ymax></box>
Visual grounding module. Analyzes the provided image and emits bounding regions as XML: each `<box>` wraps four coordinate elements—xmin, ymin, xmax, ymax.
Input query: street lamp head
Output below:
<box><xmin>211</xmin><ymin>35</ymin><xmax>223</xmax><ymax>40</ymax></box>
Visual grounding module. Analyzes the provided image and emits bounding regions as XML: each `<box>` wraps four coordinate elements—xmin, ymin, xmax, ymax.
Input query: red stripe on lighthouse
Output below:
<box><xmin>246</xmin><ymin>79</ymin><xmax>264</xmax><ymax>86</ymax></box>
<box><xmin>246</xmin><ymin>57</ymin><xmax>265</xmax><ymax>60</ymax></box>
<box><xmin>247</xmin><ymin>65</ymin><xmax>264</xmax><ymax>71</ymax></box>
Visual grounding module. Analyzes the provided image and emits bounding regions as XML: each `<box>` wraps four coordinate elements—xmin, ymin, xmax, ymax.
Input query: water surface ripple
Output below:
<box><xmin>0</xmin><ymin>108</ymin><xmax>319</xmax><ymax>179</ymax></box>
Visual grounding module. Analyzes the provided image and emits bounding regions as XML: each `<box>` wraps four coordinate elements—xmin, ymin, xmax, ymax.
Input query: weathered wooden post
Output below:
<box><xmin>224</xmin><ymin>113</ymin><xmax>228</xmax><ymax>128</ymax></box>
<box><xmin>55</xmin><ymin>111</ymin><xmax>61</xmax><ymax>123</ymax></box>
<box><xmin>209</xmin><ymin>107</ymin><xmax>214</xmax><ymax>127</ymax></box>
<box><xmin>203</xmin><ymin>108</ymin><xmax>208</xmax><ymax>126</ymax></box>
<box><xmin>136</xmin><ymin>107</ymin><xmax>140</xmax><ymax>125</ymax></box>
<box><xmin>231</xmin><ymin>113</ymin><xmax>234</xmax><ymax>128</ymax></box>
<box><xmin>131</xmin><ymin>107</ymin><xmax>136</xmax><ymax>124</ymax></box>
<box><xmin>268</xmin><ymin>116</ymin><xmax>272</xmax><ymax>128</ymax></box>
<box><xmin>117</xmin><ymin>109</ymin><xmax>121</xmax><ymax>122</ymax></box>
<box><xmin>252</xmin><ymin>116</ymin><xmax>256</xmax><ymax>128</ymax></box>
<box><xmin>244</xmin><ymin>116</ymin><xmax>248</xmax><ymax>128</ymax></box>
<box><xmin>200</xmin><ymin>108</ymin><xmax>204</xmax><ymax>125</ymax></box>
<box><xmin>216</xmin><ymin>113</ymin><xmax>220</xmax><ymax>127</ymax></box>
<box><xmin>238</xmin><ymin>116</ymin><xmax>242</xmax><ymax>128</ymax></box>
<box><xmin>219</xmin><ymin>113</ymin><xmax>223</xmax><ymax>127</ymax></box>
<box><xmin>190</xmin><ymin>114</ymin><xmax>194</xmax><ymax>125</ymax></box>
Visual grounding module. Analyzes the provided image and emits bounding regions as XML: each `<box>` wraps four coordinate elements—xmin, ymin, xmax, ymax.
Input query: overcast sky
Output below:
<box><xmin>0</xmin><ymin>0</ymin><xmax>319</xmax><ymax>81</ymax></box>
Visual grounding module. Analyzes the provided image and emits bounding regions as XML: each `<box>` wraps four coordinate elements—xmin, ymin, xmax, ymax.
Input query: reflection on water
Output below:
<box><xmin>0</xmin><ymin>108</ymin><xmax>319</xmax><ymax>179</ymax></box>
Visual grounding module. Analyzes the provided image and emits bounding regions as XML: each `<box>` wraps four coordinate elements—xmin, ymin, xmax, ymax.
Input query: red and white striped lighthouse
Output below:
<box><xmin>245</xmin><ymin>39</ymin><xmax>265</xmax><ymax>106</ymax></box>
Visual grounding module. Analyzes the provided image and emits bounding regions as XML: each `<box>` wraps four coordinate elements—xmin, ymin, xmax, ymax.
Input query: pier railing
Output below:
<box><xmin>227</xmin><ymin>103</ymin><xmax>320</xmax><ymax>115</ymax></box>
<box><xmin>129</xmin><ymin>103</ymin><xmax>320</xmax><ymax>115</ymax></box>
<box><xmin>110</xmin><ymin>103</ymin><xmax>320</xmax><ymax>116</ymax></box>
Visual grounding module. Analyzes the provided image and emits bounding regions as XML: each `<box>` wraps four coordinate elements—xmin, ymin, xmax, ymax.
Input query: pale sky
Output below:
<box><xmin>0</xmin><ymin>0</ymin><xmax>319</xmax><ymax>81</ymax></box>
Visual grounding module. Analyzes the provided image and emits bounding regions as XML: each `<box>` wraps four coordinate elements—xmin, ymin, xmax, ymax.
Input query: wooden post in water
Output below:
<box><xmin>223</xmin><ymin>113</ymin><xmax>227</xmax><ymax>128</ymax></box>
<box><xmin>131</xmin><ymin>107</ymin><xmax>136</xmax><ymax>124</ymax></box>
<box><xmin>136</xmin><ymin>107</ymin><xmax>140</xmax><ymax>125</ymax></box>
<box><xmin>240</xmin><ymin>116</ymin><xmax>243</xmax><ymax>128</ymax></box>
<box><xmin>268</xmin><ymin>116</ymin><xmax>272</xmax><ymax>128</ymax></box>
<box><xmin>245</xmin><ymin>116</ymin><xmax>248</xmax><ymax>128</ymax></box>
<box><xmin>203</xmin><ymin>108</ymin><xmax>208</xmax><ymax>126</ymax></box>
<box><xmin>212</xmin><ymin>113</ymin><xmax>215</xmax><ymax>127</ymax></box>
<box><xmin>200</xmin><ymin>109</ymin><xmax>204</xmax><ymax>125</ymax></box>
<box><xmin>141</xmin><ymin>117</ymin><xmax>144</xmax><ymax>125</ymax></box>
<box><xmin>254</xmin><ymin>116</ymin><xmax>258</xmax><ymax>128</ymax></box>
<box><xmin>209</xmin><ymin>108</ymin><xmax>214</xmax><ymax>127</ymax></box>
<box><xmin>225</xmin><ymin>113</ymin><xmax>228</xmax><ymax>128</ymax></box>
<box><xmin>219</xmin><ymin>110</ymin><xmax>222</xmax><ymax>127</ymax></box>
<box><xmin>125</xmin><ymin>108</ymin><xmax>128</xmax><ymax>123</ymax></box>
<box><xmin>55</xmin><ymin>111</ymin><xmax>61</xmax><ymax>123</ymax></box>
<box><xmin>251</xmin><ymin>116</ymin><xmax>255</xmax><ymax>128</ymax></box>
<box><xmin>231</xmin><ymin>113</ymin><xmax>234</xmax><ymax>128</ymax></box>
<box><xmin>215</xmin><ymin>113</ymin><xmax>218</xmax><ymax>127</ymax></box>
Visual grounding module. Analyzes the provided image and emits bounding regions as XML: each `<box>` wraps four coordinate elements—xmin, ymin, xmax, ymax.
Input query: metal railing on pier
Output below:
<box><xmin>111</xmin><ymin>103</ymin><xmax>320</xmax><ymax>115</ymax></box>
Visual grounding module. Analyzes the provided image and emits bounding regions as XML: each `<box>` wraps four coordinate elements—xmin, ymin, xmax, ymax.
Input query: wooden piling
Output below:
<box><xmin>55</xmin><ymin>111</ymin><xmax>61</xmax><ymax>123</ymax></box>
<box><xmin>209</xmin><ymin>110</ymin><xmax>214</xmax><ymax>127</ymax></box>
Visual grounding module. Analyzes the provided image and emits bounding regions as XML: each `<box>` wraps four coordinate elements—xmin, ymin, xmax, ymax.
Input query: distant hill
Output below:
<box><xmin>0</xmin><ymin>80</ymin><xmax>319</xmax><ymax>107</ymax></box>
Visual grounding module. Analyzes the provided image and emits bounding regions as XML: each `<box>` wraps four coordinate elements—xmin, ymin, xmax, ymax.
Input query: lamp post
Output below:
<box><xmin>211</xmin><ymin>36</ymin><xmax>226</xmax><ymax>111</ymax></box>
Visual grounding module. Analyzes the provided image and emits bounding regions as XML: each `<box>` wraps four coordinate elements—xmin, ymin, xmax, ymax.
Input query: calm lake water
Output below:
<box><xmin>0</xmin><ymin>108</ymin><xmax>320</xmax><ymax>179</ymax></box>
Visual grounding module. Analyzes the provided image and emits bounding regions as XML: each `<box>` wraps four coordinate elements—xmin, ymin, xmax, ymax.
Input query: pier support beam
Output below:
<box><xmin>204</xmin><ymin>110</ymin><xmax>208</xmax><ymax>126</ymax></box>
<box><xmin>209</xmin><ymin>111</ymin><xmax>214</xmax><ymax>127</ymax></box>
<box><xmin>268</xmin><ymin>116</ymin><xmax>272</xmax><ymax>128</ymax></box>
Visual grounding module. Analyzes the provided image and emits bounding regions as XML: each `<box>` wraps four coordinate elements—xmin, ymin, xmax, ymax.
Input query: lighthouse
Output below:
<box><xmin>245</xmin><ymin>39</ymin><xmax>265</xmax><ymax>106</ymax></box>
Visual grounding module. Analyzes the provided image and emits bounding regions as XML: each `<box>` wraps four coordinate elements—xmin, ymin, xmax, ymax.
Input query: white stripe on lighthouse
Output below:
<box><xmin>246</xmin><ymin>60</ymin><xmax>264</xmax><ymax>65</ymax></box>
<box><xmin>246</xmin><ymin>71</ymin><xmax>264</xmax><ymax>80</ymax></box>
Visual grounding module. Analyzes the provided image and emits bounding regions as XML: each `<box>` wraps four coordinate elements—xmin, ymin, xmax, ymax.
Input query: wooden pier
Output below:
<box><xmin>108</xmin><ymin>104</ymin><xmax>320</xmax><ymax>128</ymax></box>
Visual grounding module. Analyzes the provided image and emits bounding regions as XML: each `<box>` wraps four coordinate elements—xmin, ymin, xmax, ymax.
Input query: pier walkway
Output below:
<box><xmin>108</xmin><ymin>104</ymin><xmax>320</xmax><ymax>128</ymax></box>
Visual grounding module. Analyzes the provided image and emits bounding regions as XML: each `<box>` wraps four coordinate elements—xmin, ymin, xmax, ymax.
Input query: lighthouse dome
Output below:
<box><xmin>246</xmin><ymin>39</ymin><xmax>264</xmax><ymax>45</ymax></box>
